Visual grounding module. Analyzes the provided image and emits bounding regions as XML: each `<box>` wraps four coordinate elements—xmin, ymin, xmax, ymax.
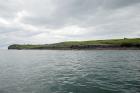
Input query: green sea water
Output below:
<box><xmin>0</xmin><ymin>50</ymin><xmax>140</xmax><ymax>93</ymax></box>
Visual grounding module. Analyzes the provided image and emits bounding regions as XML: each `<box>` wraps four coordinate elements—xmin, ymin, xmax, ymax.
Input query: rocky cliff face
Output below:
<box><xmin>8</xmin><ymin>44</ymin><xmax>140</xmax><ymax>50</ymax></box>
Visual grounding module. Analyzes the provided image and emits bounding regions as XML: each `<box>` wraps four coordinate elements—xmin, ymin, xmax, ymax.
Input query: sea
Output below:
<box><xmin>0</xmin><ymin>50</ymin><xmax>140</xmax><ymax>93</ymax></box>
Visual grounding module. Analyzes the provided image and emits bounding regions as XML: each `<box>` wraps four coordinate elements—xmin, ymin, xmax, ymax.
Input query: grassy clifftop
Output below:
<box><xmin>8</xmin><ymin>38</ymin><xmax>140</xmax><ymax>50</ymax></box>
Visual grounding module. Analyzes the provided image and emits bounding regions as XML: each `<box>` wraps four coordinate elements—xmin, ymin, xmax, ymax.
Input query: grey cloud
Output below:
<box><xmin>21</xmin><ymin>0</ymin><xmax>102</xmax><ymax>28</ymax></box>
<box><xmin>103</xmin><ymin>0</ymin><xmax>140</xmax><ymax>9</ymax></box>
<box><xmin>21</xmin><ymin>0</ymin><xmax>140</xmax><ymax>29</ymax></box>
<box><xmin>0</xmin><ymin>0</ymin><xmax>140</xmax><ymax>48</ymax></box>
<box><xmin>0</xmin><ymin>0</ymin><xmax>22</xmax><ymax>19</ymax></box>
<box><xmin>0</xmin><ymin>26</ymin><xmax>19</xmax><ymax>33</ymax></box>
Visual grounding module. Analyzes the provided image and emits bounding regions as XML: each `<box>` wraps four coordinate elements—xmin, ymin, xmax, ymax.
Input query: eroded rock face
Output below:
<box><xmin>8</xmin><ymin>44</ymin><xmax>140</xmax><ymax>50</ymax></box>
<box><xmin>8</xmin><ymin>44</ymin><xmax>21</xmax><ymax>50</ymax></box>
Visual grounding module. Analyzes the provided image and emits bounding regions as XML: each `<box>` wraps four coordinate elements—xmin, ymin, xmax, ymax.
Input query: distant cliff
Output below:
<box><xmin>8</xmin><ymin>38</ymin><xmax>140</xmax><ymax>50</ymax></box>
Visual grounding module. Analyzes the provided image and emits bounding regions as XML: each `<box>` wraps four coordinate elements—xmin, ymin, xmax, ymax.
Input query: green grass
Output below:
<box><xmin>51</xmin><ymin>38</ymin><xmax>140</xmax><ymax>46</ymax></box>
<box><xmin>8</xmin><ymin>38</ymin><xmax>140</xmax><ymax>49</ymax></box>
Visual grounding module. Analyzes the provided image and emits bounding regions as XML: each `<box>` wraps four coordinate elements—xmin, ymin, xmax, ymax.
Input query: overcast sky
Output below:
<box><xmin>0</xmin><ymin>0</ymin><xmax>140</xmax><ymax>48</ymax></box>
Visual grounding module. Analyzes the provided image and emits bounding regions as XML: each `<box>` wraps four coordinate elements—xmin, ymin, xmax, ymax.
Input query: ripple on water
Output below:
<box><xmin>0</xmin><ymin>50</ymin><xmax>140</xmax><ymax>93</ymax></box>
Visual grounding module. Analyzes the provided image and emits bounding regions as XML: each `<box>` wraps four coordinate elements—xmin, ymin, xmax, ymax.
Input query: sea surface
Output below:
<box><xmin>0</xmin><ymin>50</ymin><xmax>140</xmax><ymax>93</ymax></box>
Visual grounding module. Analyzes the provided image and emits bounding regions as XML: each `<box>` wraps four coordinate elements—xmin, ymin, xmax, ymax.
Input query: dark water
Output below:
<box><xmin>0</xmin><ymin>50</ymin><xmax>140</xmax><ymax>93</ymax></box>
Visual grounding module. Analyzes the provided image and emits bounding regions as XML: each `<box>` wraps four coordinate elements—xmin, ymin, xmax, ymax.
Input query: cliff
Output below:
<box><xmin>8</xmin><ymin>38</ymin><xmax>140</xmax><ymax>50</ymax></box>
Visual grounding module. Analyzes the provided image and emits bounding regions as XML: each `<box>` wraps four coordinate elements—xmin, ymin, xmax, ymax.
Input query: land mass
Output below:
<box><xmin>8</xmin><ymin>38</ymin><xmax>140</xmax><ymax>50</ymax></box>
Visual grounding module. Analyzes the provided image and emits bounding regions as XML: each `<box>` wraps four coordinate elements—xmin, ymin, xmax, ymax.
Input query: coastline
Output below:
<box><xmin>8</xmin><ymin>38</ymin><xmax>140</xmax><ymax>50</ymax></box>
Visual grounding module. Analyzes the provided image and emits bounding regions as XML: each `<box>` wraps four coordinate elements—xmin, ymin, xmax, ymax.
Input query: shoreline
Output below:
<box><xmin>8</xmin><ymin>47</ymin><xmax>140</xmax><ymax>50</ymax></box>
<box><xmin>8</xmin><ymin>38</ymin><xmax>140</xmax><ymax>50</ymax></box>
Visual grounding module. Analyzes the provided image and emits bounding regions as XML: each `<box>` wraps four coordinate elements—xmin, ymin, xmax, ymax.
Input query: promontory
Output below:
<box><xmin>8</xmin><ymin>38</ymin><xmax>140</xmax><ymax>50</ymax></box>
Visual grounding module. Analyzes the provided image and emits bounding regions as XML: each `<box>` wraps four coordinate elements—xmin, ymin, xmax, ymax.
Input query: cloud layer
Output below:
<box><xmin>0</xmin><ymin>0</ymin><xmax>140</xmax><ymax>48</ymax></box>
